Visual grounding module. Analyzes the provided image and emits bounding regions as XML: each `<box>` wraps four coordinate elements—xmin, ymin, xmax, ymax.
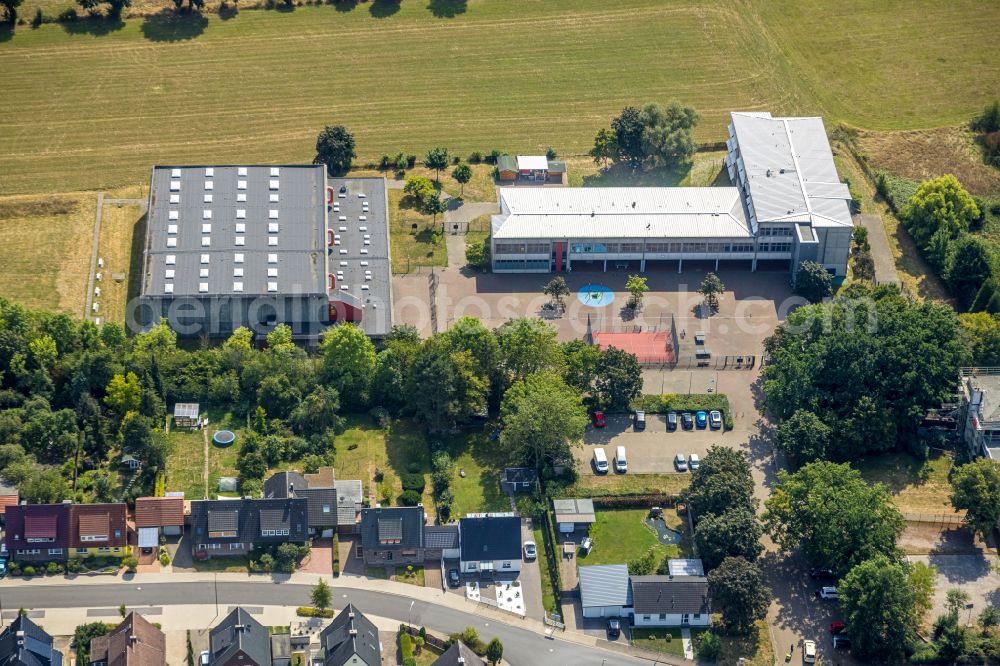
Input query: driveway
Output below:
<box><xmin>519</xmin><ymin>516</ymin><xmax>546</xmax><ymax>620</ymax></box>
<box><xmin>299</xmin><ymin>538</ymin><xmax>333</xmax><ymax>574</ymax></box>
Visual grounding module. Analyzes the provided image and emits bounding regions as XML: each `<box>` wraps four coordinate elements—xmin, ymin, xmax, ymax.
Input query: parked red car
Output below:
<box><xmin>830</xmin><ymin>621</ymin><xmax>845</xmax><ymax>635</ymax></box>
<box><xmin>592</xmin><ymin>411</ymin><xmax>606</xmax><ymax>428</ymax></box>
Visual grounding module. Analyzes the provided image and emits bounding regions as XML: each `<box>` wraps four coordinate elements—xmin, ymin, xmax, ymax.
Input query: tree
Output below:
<box><xmin>485</xmin><ymin>638</ymin><xmax>503</xmax><ymax>666</ymax></box>
<box><xmin>694</xmin><ymin>507</ymin><xmax>764</xmax><ymax>570</ymax></box>
<box><xmin>763</xmin><ymin>286</ymin><xmax>966</xmax><ymax>458</ymax></box>
<box><xmin>321</xmin><ymin>323</ymin><xmax>376</xmax><ymax>408</ymax></box>
<box><xmin>610</xmin><ymin>106</ymin><xmax>644</xmax><ymax>165</ymax></box>
<box><xmin>773</xmin><ymin>409</ymin><xmax>831</xmax><ymax>465</ymax></box>
<box><xmin>972</xmin><ymin>99</ymin><xmax>1000</xmax><ymax>134</ymax></box>
<box><xmin>684</xmin><ymin>446</ymin><xmax>756</xmax><ymax>520</ymax></box>
<box><xmin>959</xmin><ymin>312</ymin><xmax>1000</xmax><ymax>365</ymax></box>
<box><xmin>495</xmin><ymin>318</ymin><xmax>563</xmax><ymax>385</ymax></box>
<box><xmin>908</xmin><ymin>561</ymin><xmax>937</xmax><ymax>622</ymax></box>
<box><xmin>542</xmin><ymin>276</ymin><xmax>570</xmax><ymax>309</ymax></box>
<box><xmin>707</xmin><ymin>557</ymin><xmax>770</xmax><ymax>635</ymax></box>
<box><xmin>289</xmin><ymin>386</ymin><xmax>341</xmax><ymax>438</ymax></box>
<box><xmin>950</xmin><ymin>457</ymin><xmax>1000</xmax><ymax>540</ymax></box>
<box><xmin>465</xmin><ymin>236</ymin><xmax>490</xmax><ymax>270</ymax></box>
<box><xmin>904</xmin><ymin>174</ymin><xmax>980</xmax><ymax>248</ymax></box>
<box><xmin>946</xmin><ymin>235</ymin><xmax>994</xmax><ymax>310</ymax></box>
<box><xmin>562</xmin><ymin>339</ymin><xmax>602</xmax><ymax>393</ymax></box>
<box><xmin>19</xmin><ymin>468</ymin><xmax>69</xmax><ymax>504</ymax></box>
<box><xmin>698</xmin><ymin>272</ymin><xmax>725</xmax><ymax>312</ymax></box>
<box><xmin>403</xmin><ymin>175</ymin><xmax>435</xmax><ymax>205</ymax></box>
<box><xmin>637</xmin><ymin>101</ymin><xmax>698</xmax><ymax>168</ymax></box>
<box><xmin>313</xmin><ymin>125</ymin><xmax>356</xmax><ymax>176</ymax></box>
<box><xmin>624</xmin><ymin>274</ymin><xmax>648</xmax><ymax>309</ymax></box>
<box><xmin>73</xmin><ymin>622</ymin><xmax>112</xmax><ymax>665</ymax></box>
<box><xmin>0</xmin><ymin>0</ymin><xmax>23</xmax><ymax>22</ymax></box>
<box><xmin>628</xmin><ymin>546</ymin><xmax>659</xmax><ymax>575</ymax></box>
<box><xmin>425</xmin><ymin>147</ymin><xmax>450</xmax><ymax>182</ymax></box>
<box><xmin>421</xmin><ymin>194</ymin><xmax>446</xmax><ymax>227</ymax></box>
<box><xmin>500</xmin><ymin>371</ymin><xmax>587</xmax><ymax>471</ymax></box>
<box><xmin>104</xmin><ymin>372</ymin><xmax>142</xmax><ymax>415</ymax></box>
<box><xmin>311</xmin><ymin>578</ymin><xmax>332</xmax><ymax>612</ymax></box>
<box><xmin>763</xmin><ymin>461</ymin><xmax>904</xmax><ymax>574</ymax></box>
<box><xmin>77</xmin><ymin>0</ymin><xmax>130</xmax><ymax>18</ymax></box>
<box><xmin>451</xmin><ymin>164</ymin><xmax>472</xmax><ymax>196</ymax></box>
<box><xmin>590</xmin><ymin>127</ymin><xmax>618</xmax><ymax>168</ymax></box>
<box><xmin>594</xmin><ymin>346</ymin><xmax>642</xmax><ymax>411</ymax></box>
<box><xmin>794</xmin><ymin>261</ymin><xmax>834</xmax><ymax>303</ymax></box>
<box><xmin>408</xmin><ymin>336</ymin><xmax>488</xmax><ymax>432</ymax></box>
<box><xmin>839</xmin><ymin>555</ymin><xmax>917</xmax><ymax>662</ymax></box>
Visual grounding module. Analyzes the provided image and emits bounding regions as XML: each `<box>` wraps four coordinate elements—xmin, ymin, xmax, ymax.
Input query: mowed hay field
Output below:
<box><xmin>0</xmin><ymin>194</ymin><xmax>95</xmax><ymax>313</ymax></box>
<box><xmin>2</xmin><ymin>0</ymin><xmax>1000</xmax><ymax>197</ymax></box>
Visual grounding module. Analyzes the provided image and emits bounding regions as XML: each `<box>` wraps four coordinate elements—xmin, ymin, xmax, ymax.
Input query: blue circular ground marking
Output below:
<box><xmin>577</xmin><ymin>283</ymin><xmax>614</xmax><ymax>307</ymax></box>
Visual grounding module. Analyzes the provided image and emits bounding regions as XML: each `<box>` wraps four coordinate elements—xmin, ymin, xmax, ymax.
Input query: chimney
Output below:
<box><xmin>348</xmin><ymin>629</ymin><xmax>357</xmax><ymax>636</ymax></box>
<box><xmin>129</xmin><ymin>635</ymin><xmax>139</xmax><ymax>645</ymax></box>
<box><xmin>288</xmin><ymin>483</ymin><xmax>294</xmax><ymax>496</ymax></box>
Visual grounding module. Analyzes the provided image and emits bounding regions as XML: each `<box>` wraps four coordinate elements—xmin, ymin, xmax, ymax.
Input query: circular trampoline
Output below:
<box><xmin>213</xmin><ymin>430</ymin><xmax>236</xmax><ymax>447</ymax></box>
<box><xmin>577</xmin><ymin>283</ymin><xmax>614</xmax><ymax>307</ymax></box>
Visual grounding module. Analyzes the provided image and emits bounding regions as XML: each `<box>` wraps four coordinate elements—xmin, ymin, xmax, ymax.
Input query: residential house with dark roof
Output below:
<box><xmin>264</xmin><ymin>469</ymin><xmax>338</xmax><ymax>536</ymax></box>
<box><xmin>208</xmin><ymin>608</ymin><xmax>271</xmax><ymax>666</ymax></box>
<box><xmin>431</xmin><ymin>641</ymin><xmax>483</xmax><ymax>666</ymax></box>
<box><xmin>630</xmin><ymin>575</ymin><xmax>710</xmax><ymax>627</ymax></box>
<box><xmin>0</xmin><ymin>482</ymin><xmax>18</xmax><ymax>524</ymax></box>
<box><xmin>89</xmin><ymin>612</ymin><xmax>166</xmax><ymax>666</ymax></box>
<box><xmin>423</xmin><ymin>525</ymin><xmax>460</xmax><ymax>561</ymax></box>
<box><xmin>134</xmin><ymin>497</ymin><xmax>185</xmax><ymax>550</ymax></box>
<box><xmin>458</xmin><ymin>515</ymin><xmax>521</xmax><ymax>576</ymax></box>
<box><xmin>318</xmin><ymin>604</ymin><xmax>381</xmax><ymax>666</ymax></box>
<box><xmin>500</xmin><ymin>468</ymin><xmax>536</xmax><ymax>494</ymax></box>
<box><xmin>358</xmin><ymin>507</ymin><xmax>425</xmax><ymax>566</ymax></box>
<box><xmin>334</xmin><ymin>480</ymin><xmax>362</xmax><ymax>535</ymax></box>
<box><xmin>5</xmin><ymin>503</ymin><xmax>71</xmax><ymax>563</ymax></box>
<box><xmin>0</xmin><ymin>614</ymin><xmax>63</xmax><ymax>666</ymax></box>
<box><xmin>71</xmin><ymin>503</ymin><xmax>128</xmax><ymax>558</ymax></box>
<box><xmin>188</xmin><ymin>498</ymin><xmax>308</xmax><ymax>559</ymax></box>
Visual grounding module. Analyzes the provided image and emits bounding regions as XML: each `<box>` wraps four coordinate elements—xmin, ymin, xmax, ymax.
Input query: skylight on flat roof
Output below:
<box><xmin>238</xmin><ymin>167</ymin><xmax>247</xmax><ymax>176</ymax></box>
<box><xmin>269</xmin><ymin>194</ymin><xmax>279</xmax><ymax>203</ymax></box>
<box><xmin>269</xmin><ymin>210</ymin><xmax>279</xmax><ymax>219</ymax></box>
<box><xmin>234</xmin><ymin>267</ymin><xmax>244</xmax><ymax>277</ymax></box>
<box><xmin>201</xmin><ymin>254</ymin><xmax>210</xmax><ymax>264</ymax></box>
<box><xmin>199</xmin><ymin>282</ymin><xmax>208</xmax><ymax>293</ymax></box>
<box><xmin>169</xmin><ymin>194</ymin><xmax>180</xmax><ymax>204</ymax></box>
<box><xmin>238</xmin><ymin>180</ymin><xmax>247</xmax><ymax>190</ymax></box>
<box><xmin>267</xmin><ymin>281</ymin><xmax>278</xmax><ymax>292</ymax></box>
<box><xmin>170</xmin><ymin>181</ymin><xmax>180</xmax><ymax>192</ymax></box>
<box><xmin>169</xmin><ymin>211</ymin><xmax>179</xmax><ymax>220</ymax></box>
<box><xmin>199</xmin><ymin>268</ymin><xmax>209</xmax><ymax>278</ymax></box>
<box><xmin>164</xmin><ymin>284</ymin><xmax>174</xmax><ymax>294</ymax></box>
<box><xmin>205</xmin><ymin>181</ymin><xmax>214</xmax><ymax>190</ymax></box>
<box><xmin>237</xmin><ymin>193</ymin><xmax>246</xmax><ymax>202</ymax></box>
<box><xmin>235</xmin><ymin>236</ymin><xmax>245</xmax><ymax>246</ymax></box>
<box><xmin>269</xmin><ymin>180</ymin><xmax>279</xmax><ymax>190</ymax></box>
<box><xmin>167</xmin><ymin>224</ymin><xmax>177</xmax><ymax>234</ymax></box>
<box><xmin>236</xmin><ymin>223</ymin><xmax>245</xmax><ymax>233</ymax></box>
<box><xmin>171</xmin><ymin>168</ymin><xmax>181</xmax><ymax>177</ymax></box>
<box><xmin>166</xmin><ymin>255</ymin><xmax>176</xmax><ymax>265</ymax></box>
<box><xmin>270</xmin><ymin>167</ymin><xmax>280</xmax><ymax>176</ymax></box>
<box><xmin>201</xmin><ymin>237</ymin><xmax>210</xmax><ymax>246</ymax></box>
<box><xmin>204</xmin><ymin>194</ymin><xmax>213</xmax><ymax>203</ymax></box>
<box><xmin>267</xmin><ymin>268</ymin><xmax>278</xmax><ymax>278</ymax></box>
<box><xmin>166</xmin><ymin>238</ymin><xmax>177</xmax><ymax>247</ymax></box>
<box><xmin>203</xmin><ymin>210</ymin><xmax>212</xmax><ymax>219</ymax></box>
<box><xmin>233</xmin><ymin>282</ymin><xmax>243</xmax><ymax>292</ymax></box>
<box><xmin>205</xmin><ymin>168</ymin><xmax>214</xmax><ymax>177</ymax></box>
<box><xmin>268</xmin><ymin>237</ymin><xmax>278</xmax><ymax>246</ymax></box>
<box><xmin>236</xmin><ymin>209</ymin><xmax>246</xmax><ymax>219</ymax></box>
<box><xmin>165</xmin><ymin>269</ymin><xmax>175</xmax><ymax>279</ymax></box>
<box><xmin>268</xmin><ymin>223</ymin><xmax>279</xmax><ymax>233</ymax></box>
<box><xmin>202</xmin><ymin>223</ymin><xmax>211</xmax><ymax>233</ymax></box>
<box><xmin>268</xmin><ymin>254</ymin><xmax>278</xmax><ymax>263</ymax></box>
<box><xmin>234</xmin><ymin>253</ymin><xmax>244</xmax><ymax>263</ymax></box>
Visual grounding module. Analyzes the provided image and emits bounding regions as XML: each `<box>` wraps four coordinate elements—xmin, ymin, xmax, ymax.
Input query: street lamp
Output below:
<box><xmin>408</xmin><ymin>601</ymin><xmax>414</xmax><ymax>629</ymax></box>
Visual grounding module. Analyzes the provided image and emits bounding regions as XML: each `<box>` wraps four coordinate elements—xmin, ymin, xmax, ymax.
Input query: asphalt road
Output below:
<box><xmin>0</xmin><ymin>582</ymin><xmax>649</xmax><ymax>666</ymax></box>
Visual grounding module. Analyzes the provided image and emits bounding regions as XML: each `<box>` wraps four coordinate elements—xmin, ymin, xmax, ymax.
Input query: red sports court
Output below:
<box><xmin>592</xmin><ymin>331</ymin><xmax>676</xmax><ymax>365</ymax></box>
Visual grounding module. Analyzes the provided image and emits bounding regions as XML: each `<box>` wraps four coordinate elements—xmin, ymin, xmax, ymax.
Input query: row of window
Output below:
<box><xmin>17</xmin><ymin>547</ymin><xmax>120</xmax><ymax>555</ymax></box>
<box><xmin>199</xmin><ymin>543</ymin><xmax>245</xmax><ymax>550</ymax></box>
<box><xmin>261</xmin><ymin>529</ymin><xmax>289</xmax><ymax>537</ymax></box>
<box><xmin>759</xmin><ymin>226</ymin><xmax>793</xmax><ymax>237</ymax></box>
<box><xmin>497</xmin><ymin>241</ymin><xmax>793</xmax><ymax>255</ymax></box>
<box><xmin>639</xmin><ymin>613</ymin><xmax>702</xmax><ymax>621</ymax></box>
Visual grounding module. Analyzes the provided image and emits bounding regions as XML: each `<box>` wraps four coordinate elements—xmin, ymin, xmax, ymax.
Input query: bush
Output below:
<box><xmin>45</xmin><ymin>562</ymin><xmax>62</xmax><ymax>575</ymax></box>
<box><xmin>694</xmin><ymin>631</ymin><xmax>721</xmax><ymax>660</ymax></box>
<box><xmin>58</xmin><ymin>7</ymin><xmax>77</xmax><ymax>20</ymax></box>
<box><xmin>22</xmin><ymin>566</ymin><xmax>36</xmax><ymax>577</ymax></box>
<box><xmin>159</xmin><ymin>551</ymin><xmax>171</xmax><ymax>566</ymax></box>
<box><xmin>122</xmin><ymin>555</ymin><xmax>138</xmax><ymax>573</ymax></box>
<box><xmin>465</xmin><ymin>237</ymin><xmax>490</xmax><ymax>271</ymax></box>
<box><xmin>399</xmin><ymin>489</ymin><xmax>422</xmax><ymax>506</ymax></box>
<box><xmin>406</xmin><ymin>155</ymin><xmax>416</xmax><ymax>169</ymax></box>
<box><xmin>31</xmin><ymin>7</ymin><xmax>43</xmax><ymax>26</ymax></box>
<box><xmin>369</xmin><ymin>406</ymin><xmax>390</xmax><ymax>428</ymax></box>
<box><xmin>295</xmin><ymin>607</ymin><xmax>334</xmax><ymax>618</ymax></box>
<box><xmin>400</xmin><ymin>472</ymin><xmax>425</xmax><ymax>493</ymax></box>
<box><xmin>406</xmin><ymin>462</ymin><xmax>422</xmax><ymax>474</ymax></box>
<box><xmin>468</xmin><ymin>151</ymin><xmax>483</xmax><ymax>164</ymax></box>
<box><xmin>399</xmin><ymin>631</ymin><xmax>414</xmax><ymax>660</ymax></box>
<box><xmin>379</xmin><ymin>155</ymin><xmax>391</xmax><ymax>170</ymax></box>
<box><xmin>546</xmin><ymin>147</ymin><xmax>557</xmax><ymax>160</ymax></box>
<box><xmin>451</xmin><ymin>156</ymin><xmax>461</xmax><ymax>165</ymax></box>
<box><xmin>486</xmin><ymin>150</ymin><xmax>501</xmax><ymax>165</ymax></box>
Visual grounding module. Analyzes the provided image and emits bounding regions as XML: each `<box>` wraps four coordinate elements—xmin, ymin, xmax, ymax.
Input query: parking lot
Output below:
<box><xmin>577</xmin><ymin>411</ymin><xmax>735</xmax><ymax>475</ymax></box>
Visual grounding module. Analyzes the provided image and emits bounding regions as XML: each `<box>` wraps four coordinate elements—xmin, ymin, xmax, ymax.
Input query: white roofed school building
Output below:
<box><xmin>490</xmin><ymin>112</ymin><xmax>853</xmax><ymax>278</ymax></box>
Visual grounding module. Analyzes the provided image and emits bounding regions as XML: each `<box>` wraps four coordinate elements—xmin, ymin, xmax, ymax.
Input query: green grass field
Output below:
<box><xmin>1</xmin><ymin>0</ymin><xmax>997</xmax><ymax>196</ymax></box>
<box><xmin>577</xmin><ymin>508</ymin><xmax>678</xmax><ymax>568</ymax></box>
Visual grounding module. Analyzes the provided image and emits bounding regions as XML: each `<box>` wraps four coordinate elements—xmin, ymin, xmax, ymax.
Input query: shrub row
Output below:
<box><xmin>295</xmin><ymin>607</ymin><xmax>334</xmax><ymax>618</ymax></box>
<box><xmin>631</xmin><ymin>393</ymin><xmax>734</xmax><ymax>429</ymax></box>
<box><xmin>591</xmin><ymin>494</ymin><xmax>678</xmax><ymax>509</ymax></box>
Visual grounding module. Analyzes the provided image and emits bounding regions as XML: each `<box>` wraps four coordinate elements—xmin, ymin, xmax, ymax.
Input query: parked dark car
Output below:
<box><xmin>607</xmin><ymin>618</ymin><xmax>621</xmax><ymax>639</ymax></box>
<box><xmin>810</xmin><ymin>568</ymin><xmax>836</xmax><ymax>580</ymax></box>
<box><xmin>448</xmin><ymin>569</ymin><xmax>460</xmax><ymax>588</ymax></box>
<box><xmin>681</xmin><ymin>412</ymin><xmax>694</xmax><ymax>430</ymax></box>
<box><xmin>666</xmin><ymin>412</ymin><xmax>678</xmax><ymax>431</ymax></box>
<box><xmin>634</xmin><ymin>411</ymin><xmax>646</xmax><ymax>431</ymax></box>
<box><xmin>832</xmin><ymin>635</ymin><xmax>851</xmax><ymax>650</ymax></box>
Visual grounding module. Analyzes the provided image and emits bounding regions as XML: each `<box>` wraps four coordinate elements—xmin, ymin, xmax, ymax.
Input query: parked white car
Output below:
<box><xmin>688</xmin><ymin>453</ymin><xmax>701</xmax><ymax>470</ymax></box>
<box><xmin>523</xmin><ymin>541</ymin><xmax>537</xmax><ymax>560</ymax></box>
<box><xmin>819</xmin><ymin>586</ymin><xmax>839</xmax><ymax>600</ymax></box>
<box><xmin>803</xmin><ymin>640</ymin><xmax>817</xmax><ymax>663</ymax></box>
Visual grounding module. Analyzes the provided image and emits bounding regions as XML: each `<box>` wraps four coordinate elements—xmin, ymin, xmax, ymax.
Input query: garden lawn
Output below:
<box><xmin>533</xmin><ymin>525</ymin><xmax>557</xmax><ymax>616</ymax></box>
<box><xmin>445</xmin><ymin>430</ymin><xmax>510</xmax><ymax>518</ymax></box>
<box><xmin>577</xmin><ymin>508</ymin><xmax>668</xmax><ymax>568</ymax></box>
<box><xmin>334</xmin><ymin>416</ymin><xmax>434</xmax><ymax>512</ymax></box>
<box><xmin>388</xmin><ymin>190</ymin><xmax>446</xmax><ymax>274</ymax></box>
<box><xmin>568</xmin><ymin>473</ymin><xmax>689</xmax><ymax>498</ymax></box>
<box><xmin>3</xmin><ymin>0</ymin><xmax>998</xmax><ymax>196</ymax></box>
<box><xmin>632</xmin><ymin>627</ymin><xmax>709</xmax><ymax>658</ymax></box>
<box><xmin>164</xmin><ymin>410</ymin><xmax>244</xmax><ymax>500</ymax></box>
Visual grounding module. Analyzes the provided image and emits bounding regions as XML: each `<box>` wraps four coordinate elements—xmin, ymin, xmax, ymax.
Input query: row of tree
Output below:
<box><xmin>590</xmin><ymin>102</ymin><xmax>699</xmax><ymax>171</ymax></box>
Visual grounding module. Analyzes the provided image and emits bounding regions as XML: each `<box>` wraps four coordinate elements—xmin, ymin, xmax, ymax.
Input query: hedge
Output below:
<box><xmin>400</xmin><ymin>473</ymin><xmax>426</xmax><ymax>493</ymax></box>
<box><xmin>591</xmin><ymin>494</ymin><xmax>678</xmax><ymax>509</ymax></box>
<box><xmin>631</xmin><ymin>393</ymin><xmax>734</xmax><ymax>429</ymax></box>
<box><xmin>295</xmin><ymin>607</ymin><xmax>334</xmax><ymax>618</ymax></box>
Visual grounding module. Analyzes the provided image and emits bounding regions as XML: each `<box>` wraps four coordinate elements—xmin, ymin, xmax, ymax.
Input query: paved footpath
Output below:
<box><xmin>0</xmin><ymin>572</ymin><xmax>671</xmax><ymax>666</ymax></box>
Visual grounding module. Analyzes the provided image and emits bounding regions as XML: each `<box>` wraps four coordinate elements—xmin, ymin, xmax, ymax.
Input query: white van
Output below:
<box><xmin>614</xmin><ymin>446</ymin><xmax>628</xmax><ymax>473</ymax></box>
<box><xmin>593</xmin><ymin>447</ymin><xmax>609</xmax><ymax>474</ymax></box>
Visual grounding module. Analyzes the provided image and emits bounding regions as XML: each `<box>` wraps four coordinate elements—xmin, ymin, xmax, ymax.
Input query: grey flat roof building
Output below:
<box><xmin>137</xmin><ymin>165</ymin><xmax>391</xmax><ymax>339</ymax></box>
